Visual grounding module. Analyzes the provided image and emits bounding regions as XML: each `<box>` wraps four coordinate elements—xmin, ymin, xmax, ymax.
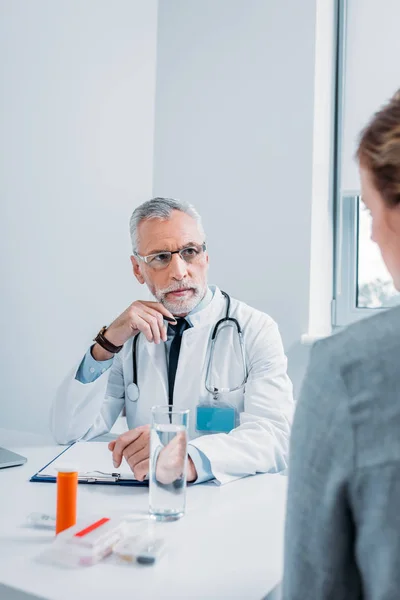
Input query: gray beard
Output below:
<box><xmin>155</xmin><ymin>285</ymin><xmax>207</xmax><ymax>316</ymax></box>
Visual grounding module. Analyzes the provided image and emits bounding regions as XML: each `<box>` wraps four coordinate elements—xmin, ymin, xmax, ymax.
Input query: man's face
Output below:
<box><xmin>131</xmin><ymin>210</ymin><xmax>209</xmax><ymax>316</ymax></box>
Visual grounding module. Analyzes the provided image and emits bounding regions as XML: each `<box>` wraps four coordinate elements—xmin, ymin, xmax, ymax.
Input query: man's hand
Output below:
<box><xmin>108</xmin><ymin>426</ymin><xmax>151</xmax><ymax>482</ymax></box>
<box><xmin>156</xmin><ymin>432</ymin><xmax>198</xmax><ymax>485</ymax></box>
<box><xmin>109</xmin><ymin>427</ymin><xmax>198</xmax><ymax>484</ymax></box>
<box><xmin>93</xmin><ymin>301</ymin><xmax>177</xmax><ymax>361</ymax></box>
<box><xmin>187</xmin><ymin>456</ymin><xmax>198</xmax><ymax>483</ymax></box>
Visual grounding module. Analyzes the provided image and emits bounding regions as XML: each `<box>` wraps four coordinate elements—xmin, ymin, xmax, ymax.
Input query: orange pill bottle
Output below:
<box><xmin>55</xmin><ymin>466</ymin><xmax>78</xmax><ymax>535</ymax></box>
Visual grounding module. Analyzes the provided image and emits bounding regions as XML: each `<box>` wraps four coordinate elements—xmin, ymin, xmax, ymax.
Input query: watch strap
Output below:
<box><xmin>94</xmin><ymin>326</ymin><xmax>123</xmax><ymax>354</ymax></box>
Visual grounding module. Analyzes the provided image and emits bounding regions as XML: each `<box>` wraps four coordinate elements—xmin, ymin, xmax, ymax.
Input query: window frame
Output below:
<box><xmin>333</xmin><ymin>194</ymin><xmax>384</xmax><ymax>326</ymax></box>
<box><xmin>332</xmin><ymin>0</ymin><xmax>391</xmax><ymax>327</ymax></box>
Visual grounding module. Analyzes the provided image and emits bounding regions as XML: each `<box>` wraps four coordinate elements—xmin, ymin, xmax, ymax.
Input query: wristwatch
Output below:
<box><xmin>93</xmin><ymin>326</ymin><xmax>123</xmax><ymax>354</ymax></box>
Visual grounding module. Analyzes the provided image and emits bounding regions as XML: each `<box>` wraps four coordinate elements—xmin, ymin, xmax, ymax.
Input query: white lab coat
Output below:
<box><xmin>51</xmin><ymin>287</ymin><xmax>294</xmax><ymax>485</ymax></box>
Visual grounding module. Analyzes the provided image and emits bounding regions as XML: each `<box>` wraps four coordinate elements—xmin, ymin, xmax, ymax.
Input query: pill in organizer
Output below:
<box><xmin>39</xmin><ymin>516</ymin><xmax>128</xmax><ymax>567</ymax></box>
<box><xmin>113</xmin><ymin>535</ymin><xmax>165</xmax><ymax>565</ymax></box>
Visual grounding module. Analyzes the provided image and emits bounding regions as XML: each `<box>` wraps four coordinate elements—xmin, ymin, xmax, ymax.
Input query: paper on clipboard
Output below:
<box><xmin>40</xmin><ymin>442</ymin><xmax>136</xmax><ymax>481</ymax></box>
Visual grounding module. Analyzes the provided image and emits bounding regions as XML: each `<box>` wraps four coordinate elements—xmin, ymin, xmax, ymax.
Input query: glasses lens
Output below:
<box><xmin>148</xmin><ymin>252</ymin><xmax>172</xmax><ymax>269</ymax></box>
<box><xmin>180</xmin><ymin>245</ymin><xmax>204</xmax><ymax>263</ymax></box>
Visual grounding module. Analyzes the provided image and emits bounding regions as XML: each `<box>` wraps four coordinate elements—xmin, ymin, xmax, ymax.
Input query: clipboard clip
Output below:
<box><xmin>81</xmin><ymin>470</ymin><xmax>121</xmax><ymax>483</ymax></box>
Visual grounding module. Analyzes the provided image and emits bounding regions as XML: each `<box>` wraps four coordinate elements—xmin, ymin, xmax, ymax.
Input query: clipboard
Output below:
<box><xmin>30</xmin><ymin>441</ymin><xmax>147</xmax><ymax>486</ymax></box>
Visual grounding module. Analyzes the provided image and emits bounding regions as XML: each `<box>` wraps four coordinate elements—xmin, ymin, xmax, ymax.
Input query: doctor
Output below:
<box><xmin>51</xmin><ymin>197</ymin><xmax>293</xmax><ymax>485</ymax></box>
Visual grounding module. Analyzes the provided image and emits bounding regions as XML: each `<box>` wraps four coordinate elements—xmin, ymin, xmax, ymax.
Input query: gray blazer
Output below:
<box><xmin>283</xmin><ymin>305</ymin><xmax>400</xmax><ymax>600</ymax></box>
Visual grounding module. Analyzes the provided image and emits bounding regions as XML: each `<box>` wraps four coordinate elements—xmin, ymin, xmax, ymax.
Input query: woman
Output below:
<box><xmin>283</xmin><ymin>90</ymin><xmax>400</xmax><ymax>599</ymax></box>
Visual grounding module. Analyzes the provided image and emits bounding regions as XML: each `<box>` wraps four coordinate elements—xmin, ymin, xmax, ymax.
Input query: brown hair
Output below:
<box><xmin>357</xmin><ymin>89</ymin><xmax>400</xmax><ymax>207</ymax></box>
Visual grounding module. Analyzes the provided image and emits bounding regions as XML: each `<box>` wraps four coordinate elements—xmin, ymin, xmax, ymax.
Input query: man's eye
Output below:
<box><xmin>181</xmin><ymin>247</ymin><xmax>198</xmax><ymax>258</ymax></box>
<box><xmin>153</xmin><ymin>253</ymin><xmax>170</xmax><ymax>262</ymax></box>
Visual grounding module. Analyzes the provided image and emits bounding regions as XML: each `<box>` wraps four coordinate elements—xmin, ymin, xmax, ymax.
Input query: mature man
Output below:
<box><xmin>51</xmin><ymin>197</ymin><xmax>293</xmax><ymax>485</ymax></box>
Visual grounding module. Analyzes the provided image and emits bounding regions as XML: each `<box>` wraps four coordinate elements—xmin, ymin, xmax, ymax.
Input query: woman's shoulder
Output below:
<box><xmin>314</xmin><ymin>304</ymin><xmax>400</xmax><ymax>367</ymax></box>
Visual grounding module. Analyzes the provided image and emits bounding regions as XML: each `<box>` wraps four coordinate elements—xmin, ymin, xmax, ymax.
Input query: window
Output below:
<box><xmin>333</xmin><ymin>0</ymin><xmax>400</xmax><ymax>327</ymax></box>
<box><xmin>334</xmin><ymin>194</ymin><xmax>400</xmax><ymax>327</ymax></box>
<box><xmin>357</xmin><ymin>202</ymin><xmax>398</xmax><ymax>309</ymax></box>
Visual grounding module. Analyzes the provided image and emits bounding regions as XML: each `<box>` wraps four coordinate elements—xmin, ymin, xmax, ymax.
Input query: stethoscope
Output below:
<box><xmin>126</xmin><ymin>291</ymin><xmax>248</xmax><ymax>402</ymax></box>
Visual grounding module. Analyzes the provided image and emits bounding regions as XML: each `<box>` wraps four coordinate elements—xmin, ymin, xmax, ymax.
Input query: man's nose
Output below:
<box><xmin>169</xmin><ymin>253</ymin><xmax>188</xmax><ymax>280</ymax></box>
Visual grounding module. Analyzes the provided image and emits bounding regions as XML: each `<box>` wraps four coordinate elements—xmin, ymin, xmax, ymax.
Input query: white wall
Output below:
<box><xmin>0</xmin><ymin>0</ymin><xmax>158</xmax><ymax>433</ymax></box>
<box><xmin>153</xmin><ymin>0</ymin><xmax>330</xmax><ymax>393</ymax></box>
<box><xmin>0</xmin><ymin>0</ymin><xmax>336</xmax><ymax>435</ymax></box>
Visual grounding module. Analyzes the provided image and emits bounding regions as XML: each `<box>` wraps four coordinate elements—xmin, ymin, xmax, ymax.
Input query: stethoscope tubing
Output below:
<box><xmin>127</xmin><ymin>291</ymin><xmax>248</xmax><ymax>402</ymax></box>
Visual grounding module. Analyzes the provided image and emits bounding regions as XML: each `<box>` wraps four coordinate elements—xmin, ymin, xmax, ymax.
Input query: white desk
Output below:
<box><xmin>0</xmin><ymin>430</ymin><xmax>287</xmax><ymax>600</ymax></box>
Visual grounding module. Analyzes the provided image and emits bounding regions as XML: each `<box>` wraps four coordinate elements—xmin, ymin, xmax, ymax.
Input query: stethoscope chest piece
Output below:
<box><xmin>127</xmin><ymin>383</ymin><xmax>139</xmax><ymax>402</ymax></box>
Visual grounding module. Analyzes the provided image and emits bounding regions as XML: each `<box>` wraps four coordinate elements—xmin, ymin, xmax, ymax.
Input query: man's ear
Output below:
<box><xmin>130</xmin><ymin>255</ymin><xmax>145</xmax><ymax>284</ymax></box>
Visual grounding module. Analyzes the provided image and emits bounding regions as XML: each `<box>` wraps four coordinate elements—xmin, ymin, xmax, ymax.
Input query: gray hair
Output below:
<box><xmin>129</xmin><ymin>197</ymin><xmax>205</xmax><ymax>253</ymax></box>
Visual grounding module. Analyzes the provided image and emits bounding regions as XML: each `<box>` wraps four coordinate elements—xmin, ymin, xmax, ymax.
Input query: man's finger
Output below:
<box><xmin>123</xmin><ymin>436</ymin><xmax>149</xmax><ymax>462</ymax></box>
<box><xmin>142</xmin><ymin>307</ymin><xmax>168</xmax><ymax>343</ymax></box>
<box><xmin>108</xmin><ymin>440</ymin><xmax>116</xmax><ymax>451</ymax></box>
<box><xmin>133</xmin><ymin>315</ymin><xmax>153</xmax><ymax>343</ymax></box>
<box><xmin>126</xmin><ymin>446</ymin><xmax>149</xmax><ymax>471</ymax></box>
<box><xmin>144</xmin><ymin>313</ymin><xmax>161</xmax><ymax>345</ymax></box>
<box><xmin>112</xmin><ymin>427</ymin><xmax>147</xmax><ymax>468</ymax></box>
<box><xmin>133</xmin><ymin>458</ymin><xmax>150</xmax><ymax>482</ymax></box>
<box><xmin>142</xmin><ymin>301</ymin><xmax>177</xmax><ymax>323</ymax></box>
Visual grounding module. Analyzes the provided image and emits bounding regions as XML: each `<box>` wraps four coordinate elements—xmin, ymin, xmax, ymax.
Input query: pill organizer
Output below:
<box><xmin>40</xmin><ymin>516</ymin><xmax>128</xmax><ymax>567</ymax></box>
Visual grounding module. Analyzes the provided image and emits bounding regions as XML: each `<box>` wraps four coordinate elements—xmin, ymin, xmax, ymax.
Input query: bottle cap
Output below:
<box><xmin>55</xmin><ymin>463</ymin><xmax>78</xmax><ymax>473</ymax></box>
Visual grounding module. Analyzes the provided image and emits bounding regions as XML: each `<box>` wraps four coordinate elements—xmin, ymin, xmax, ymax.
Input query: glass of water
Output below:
<box><xmin>149</xmin><ymin>406</ymin><xmax>190</xmax><ymax>521</ymax></box>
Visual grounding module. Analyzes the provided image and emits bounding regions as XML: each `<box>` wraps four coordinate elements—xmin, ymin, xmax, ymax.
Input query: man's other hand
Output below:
<box><xmin>108</xmin><ymin>425</ymin><xmax>150</xmax><ymax>482</ymax></box>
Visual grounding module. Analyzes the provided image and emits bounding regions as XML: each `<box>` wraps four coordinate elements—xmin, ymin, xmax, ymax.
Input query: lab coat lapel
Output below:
<box><xmin>141</xmin><ymin>335</ymin><xmax>168</xmax><ymax>403</ymax></box>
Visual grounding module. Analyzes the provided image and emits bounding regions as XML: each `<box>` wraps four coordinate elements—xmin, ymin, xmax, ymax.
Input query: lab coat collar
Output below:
<box><xmin>185</xmin><ymin>286</ymin><xmax>214</xmax><ymax>325</ymax></box>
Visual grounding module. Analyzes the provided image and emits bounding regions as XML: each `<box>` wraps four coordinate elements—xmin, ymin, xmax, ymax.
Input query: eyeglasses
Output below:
<box><xmin>134</xmin><ymin>242</ymin><xmax>207</xmax><ymax>271</ymax></box>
